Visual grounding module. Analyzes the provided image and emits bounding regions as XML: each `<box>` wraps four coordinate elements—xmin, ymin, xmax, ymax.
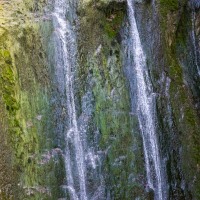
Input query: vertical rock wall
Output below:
<box><xmin>0</xmin><ymin>1</ymin><xmax>65</xmax><ymax>199</ymax></box>
<box><xmin>0</xmin><ymin>0</ymin><xmax>200</xmax><ymax>199</ymax></box>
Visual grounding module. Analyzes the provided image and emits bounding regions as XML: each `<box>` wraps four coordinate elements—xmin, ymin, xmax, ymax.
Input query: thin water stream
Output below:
<box><xmin>192</xmin><ymin>11</ymin><xmax>200</xmax><ymax>76</ymax></box>
<box><xmin>53</xmin><ymin>1</ymin><xmax>87</xmax><ymax>199</ymax></box>
<box><xmin>127</xmin><ymin>0</ymin><xmax>165</xmax><ymax>199</ymax></box>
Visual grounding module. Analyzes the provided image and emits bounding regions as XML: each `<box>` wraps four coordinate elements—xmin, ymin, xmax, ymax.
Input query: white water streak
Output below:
<box><xmin>192</xmin><ymin>11</ymin><xmax>200</xmax><ymax>76</ymax></box>
<box><xmin>53</xmin><ymin>1</ymin><xmax>87</xmax><ymax>199</ymax></box>
<box><xmin>127</xmin><ymin>0</ymin><xmax>164</xmax><ymax>199</ymax></box>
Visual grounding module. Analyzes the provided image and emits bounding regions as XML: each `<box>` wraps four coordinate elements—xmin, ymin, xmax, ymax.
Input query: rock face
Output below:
<box><xmin>0</xmin><ymin>1</ymin><xmax>64</xmax><ymax>199</ymax></box>
<box><xmin>131</xmin><ymin>0</ymin><xmax>200</xmax><ymax>199</ymax></box>
<box><xmin>0</xmin><ymin>0</ymin><xmax>200</xmax><ymax>199</ymax></box>
<box><xmin>78</xmin><ymin>1</ymin><xmax>145</xmax><ymax>199</ymax></box>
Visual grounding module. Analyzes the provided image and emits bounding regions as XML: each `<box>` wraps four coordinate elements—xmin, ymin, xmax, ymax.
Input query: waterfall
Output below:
<box><xmin>191</xmin><ymin>11</ymin><xmax>200</xmax><ymax>76</ymax></box>
<box><xmin>52</xmin><ymin>0</ymin><xmax>87</xmax><ymax>199</ymax></box>
<box><xmin>127</xmin><ymin>0</ymin><xmax>165</xmax><ymax>199</ymax></box>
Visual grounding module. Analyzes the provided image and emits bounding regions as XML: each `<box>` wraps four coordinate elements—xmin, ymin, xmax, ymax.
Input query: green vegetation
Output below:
<box><xmin>158</xmin><ymin>0</ymin><xmax>200</xmax><ymax>198</ymax></box>
<box><xmin>0</xmin><ymin>1</ymin><xmax>64</xmax><ymax>198</ymax></box>
<box><xmin>78</xmin><ymin>1</ymin><xmax>146</xmax><ymax>197</ymax></box>
<box><xmin>160</xmin><ymin>0</ymin><xmax>179</xmax><ymax>11</ymax></box>
<box><xmin>103</xmin><ymin>11</ymin><xmax>124</xmax><ymax>38</ymax></box>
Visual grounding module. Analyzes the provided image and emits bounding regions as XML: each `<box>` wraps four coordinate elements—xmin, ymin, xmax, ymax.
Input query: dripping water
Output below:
<box><xmin>191</xmin><ymin>11</ymin><xmax>200</xmax><ymax>76</ymax></box>
<box><xmin>52</xmin><ymin>0</ymin><xmax>87</xmax><ymax>199</ymax></box>
<box><xmin>127</xmin><ymin>0</ymin><xmax>166</xmax><ymax>199</ymax></box>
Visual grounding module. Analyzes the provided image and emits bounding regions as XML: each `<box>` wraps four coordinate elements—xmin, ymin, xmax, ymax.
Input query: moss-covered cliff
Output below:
<box><xmin>159</xmin><ymin>1</ymin><xmax>200</xmax><ymax>198</ymax></box>
<box><xmin>0</xmin><ymin>1</ymin><xmax>65</xmax><ymax>199</ymax></box>
<box><xmin>132</xmin><ymin>0</ymin><xmax>200</xmax><ymax>198</ymax></box>
<box><xmin>77</xmin><ymin>1</ymin><xmax>147</xmax><ymax>199</ymax></box>
<box><xmin>0</xmin><ymin>0</ymin><xmax>200</xmax><ymax>199</ymax></box>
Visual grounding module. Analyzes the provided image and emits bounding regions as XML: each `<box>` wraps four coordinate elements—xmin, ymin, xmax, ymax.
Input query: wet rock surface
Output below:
<box><xmin>0</xmin><ymin>0</ymin><xmax>200</xmax><ymax>199</ymax></box>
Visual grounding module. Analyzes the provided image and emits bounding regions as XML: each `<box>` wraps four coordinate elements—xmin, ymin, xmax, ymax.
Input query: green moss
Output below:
<box><xmin>103</xmin><ymin>11</ymin><xmax>124</xmax><ymax>38</ymax></box>
<box><xmin>0</xmin><ymin>14</ymin><xmax>64</xmax><ymax>198</ymax></box>
<box><xmin>0</xmin><ymin>0</ymin><xmax>65</xmax><ymax>198</ymax></box>
<box><xmin>160</xmin><ymin>0</ymin><xmax>179</xmax><ymax>11</ymax></box>
<box><xmin>159</xmin><ymin>3</ymin><xmax>200</xmax><ymax>196</ymax></box>
<box><xmin>0</xmin><ymin>50</ymin><xmax>19</xmax><ymax>114</ymax></box>
<box><xmin>157</xmin><ymin>0</ymin><xmax>200</xmax><ymax>197</ymax></box>
<box><xmin>89</xmin><ymin>41</ymin><xmax>145</xmax><ymax>198</ymax></box>
<box><xmin>78</xmin><ymin>1</ymin><xmax>146</xmax><ymax>198</ymax></box>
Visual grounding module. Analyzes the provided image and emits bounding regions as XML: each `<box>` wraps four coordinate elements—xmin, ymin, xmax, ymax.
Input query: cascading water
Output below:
<box><xmin>52</xmin><ymin>0</ymin><xmax>87</xmax><ymax>199</ymax></box>
<box><xmin>191</xmin><ymin>11</ymin><xmax>200</xmax><ymax>76</ymax></box>
<box><xmin>52</xmin><ymin>0</ymin><xmax>166</xmax><ymax>199</ymax></box>
<box><xmin>127</xmin><ymin>0</ymin><xmax>165</xmax><ymax>199</ymax></box>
